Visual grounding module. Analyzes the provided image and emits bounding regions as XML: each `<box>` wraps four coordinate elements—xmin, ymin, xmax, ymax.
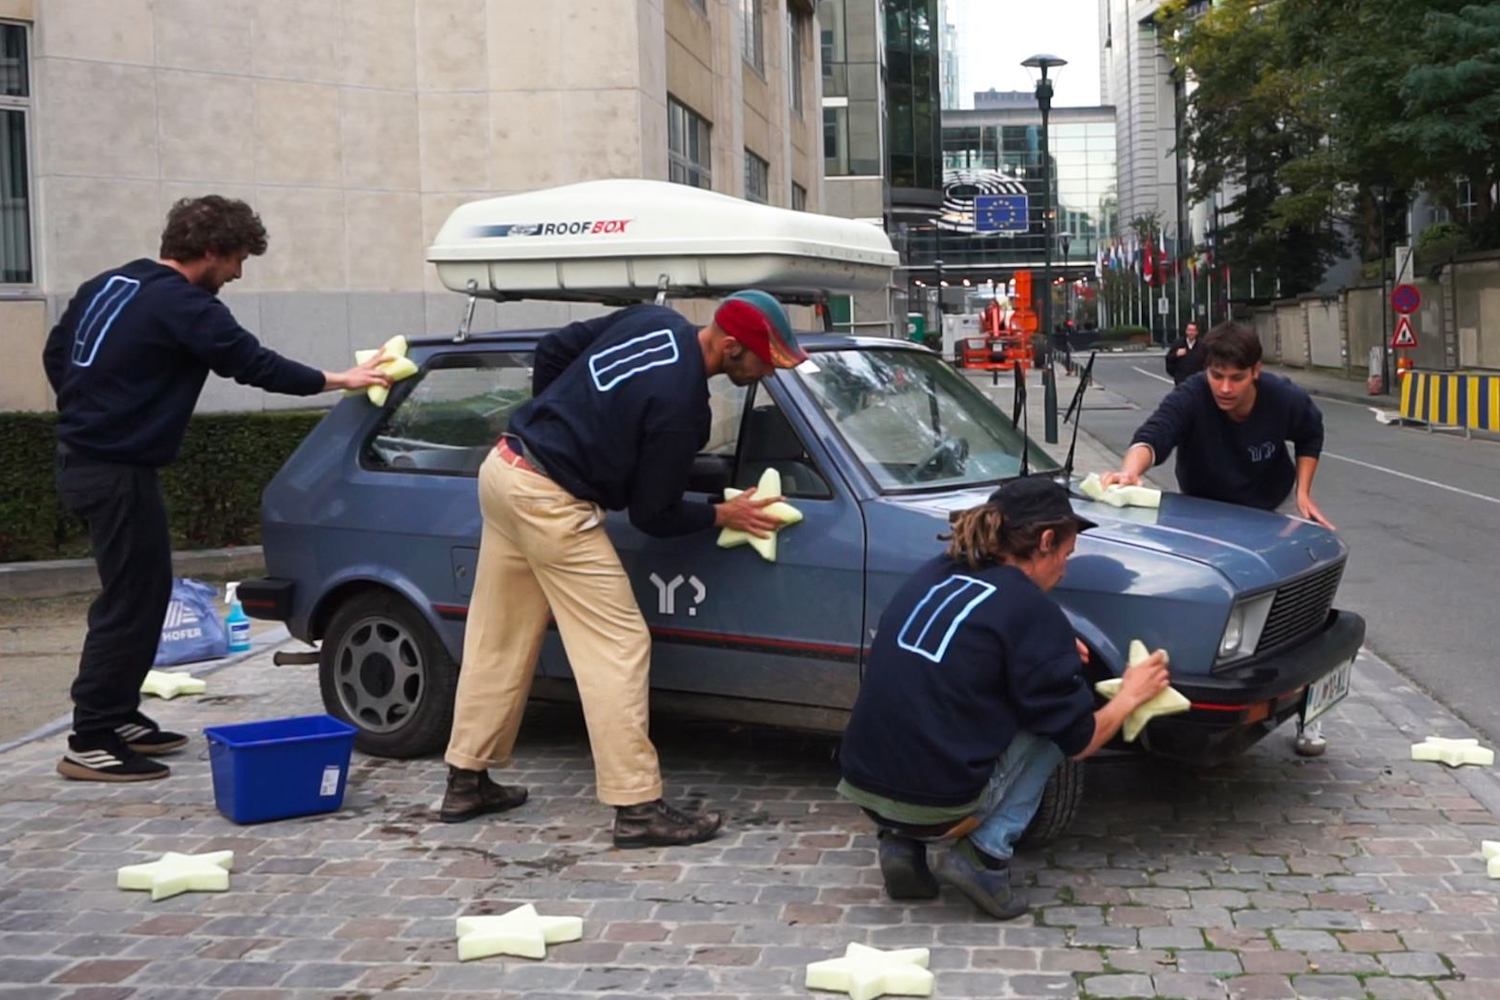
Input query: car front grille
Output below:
<box><xmin>1255</xmin><ymin>561</ymin><xmax>1345</xmax><ymax>655</ymax></box>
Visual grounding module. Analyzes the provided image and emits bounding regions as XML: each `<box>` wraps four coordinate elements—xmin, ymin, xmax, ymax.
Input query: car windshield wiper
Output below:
<box><xmin>1059</xmin><ymin>351</ymin><xmax>1097</xmax><ymax>485</ymax></box>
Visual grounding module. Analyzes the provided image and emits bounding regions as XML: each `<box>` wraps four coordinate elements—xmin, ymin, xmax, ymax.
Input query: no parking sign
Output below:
<box><xmin>1391</xmin><ymin>284</ymin><xmax>1421</xmax><ymax>315</ymax></box>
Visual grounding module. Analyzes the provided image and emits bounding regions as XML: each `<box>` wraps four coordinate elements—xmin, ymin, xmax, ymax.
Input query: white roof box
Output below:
<box><xmin>427</xmin><ymin>179</ymin><xmax>897</xmax><ymax>303</ymax></box>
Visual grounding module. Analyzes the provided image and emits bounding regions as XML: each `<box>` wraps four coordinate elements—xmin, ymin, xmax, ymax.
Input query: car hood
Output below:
<box><xmin>880</xmin><ymin>485</ymin><xmax>1346</xmax><ymax>592</ymax></box>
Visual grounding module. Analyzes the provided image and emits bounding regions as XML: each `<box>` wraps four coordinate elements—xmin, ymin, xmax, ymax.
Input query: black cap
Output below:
<box><xmin>987</xmin><ymin>476</ymin><xmax>1098</xmax><ymax>533</ymax></box>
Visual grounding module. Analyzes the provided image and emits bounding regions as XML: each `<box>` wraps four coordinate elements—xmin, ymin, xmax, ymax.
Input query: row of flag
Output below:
<box><xmin>1094</xmin><ymin>235</ymin><xmax>1225</xmax><ymax>285</ymax></box>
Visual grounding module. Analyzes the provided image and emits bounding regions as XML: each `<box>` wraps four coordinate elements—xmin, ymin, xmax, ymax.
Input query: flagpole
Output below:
<box><xmin>1172</xmin><ymin>231</ymin><xmax>1181</xmax><ymax>335</ymax></box>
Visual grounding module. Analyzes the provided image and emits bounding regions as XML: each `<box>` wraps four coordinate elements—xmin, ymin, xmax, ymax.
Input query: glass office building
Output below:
<box><xmin>904</xmin><ymin>107</ymin><xmax>1119</xmax><ymax>274</ymax></box>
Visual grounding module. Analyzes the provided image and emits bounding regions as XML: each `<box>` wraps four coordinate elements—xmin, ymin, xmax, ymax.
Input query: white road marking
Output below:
<box><xmin>1123</xmin><ymin>364</ymin><xmax>1500</xmax><ymax>507</ymax></box>
<box><xmin>1322</xmin><ymin>452</ymin><xmax>1500</xmax><ymax>507</ymax></box>
<box><xmin>1131</xmin><ymin>366</ymin><xmax>1174</xmax><ymax>385</ymax></box>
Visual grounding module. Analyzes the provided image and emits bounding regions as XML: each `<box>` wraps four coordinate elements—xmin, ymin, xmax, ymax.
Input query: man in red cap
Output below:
<box><xmin>439</xmin><ymin>290</ymin><xmax>806</xmax><ymax>847</ymax></box>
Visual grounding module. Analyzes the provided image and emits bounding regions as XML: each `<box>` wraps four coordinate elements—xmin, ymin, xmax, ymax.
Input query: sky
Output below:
<box><xmin>950</xmin><ymin>0</ymin><xmax>1103</xmax><ymax>109</ymax></box>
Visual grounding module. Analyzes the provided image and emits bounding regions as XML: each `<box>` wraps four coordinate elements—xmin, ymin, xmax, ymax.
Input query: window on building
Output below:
<box><xmin>745</xmin><ymin>150</ymin><xmax>770</xmax><ymax>204</ymax></box>
<box><xmin>789</xmin><ymin>12</ymin><xmax>806</xmax><ymax>116</ymax></box>
<box><xmin>742</xmin><ymin>0</ymin><xmax>765</xmax><ymax>74</ymax></box>
<box><xmin>1457</xmin><ymin>177</ymin><xmax>1477</xmax><ymax>225</ymax></box>
<box><xmin>0</xmin><ymin>22</ymin><xmax>33</xmax><ymax>285</ymax></box>
<box><xmin>792</xmin><ymin>183</ymin><xmax>807</xmax><ymax>212</ymax></box>
<box><xmin>668</xmin><ymin>97</ymin><xmax>712</xmax><ymax>189</ymax></box>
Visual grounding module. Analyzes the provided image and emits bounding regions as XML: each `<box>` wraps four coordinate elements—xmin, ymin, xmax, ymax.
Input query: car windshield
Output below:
<box><xmin>796</xmin><ymin>348</ymin><xmax>1057</xmax><ymax>493</ymax></box>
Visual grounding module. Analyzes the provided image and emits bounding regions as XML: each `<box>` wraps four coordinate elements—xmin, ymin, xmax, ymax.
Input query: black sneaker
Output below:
<box><xmin>935</xmin><ymin>841</ymin><xmax>1028</xmax><ymax>920</ymax></box>
<box><xmin>115</xmin><ymin>713</ymin><xmax>188</xmax><ymax>755</ymax></box>
<box><xmin>57</xmin><ymin>734</ymin><xmax>170</xmax><ymax>783</ymax></box>
<box><xmin>613</xmin><ymin>798</ymin><xmax>723</xmax><ymax>849</ymax></box>
<box><xmin>877</xmin><ymin>832</ymin><xmax>940</xmax><ymax>900</ymax></box>
<box><xmin>438</xmin><ymin>767</ymin><xmax>529</xmax><ymax>823</ymax></box>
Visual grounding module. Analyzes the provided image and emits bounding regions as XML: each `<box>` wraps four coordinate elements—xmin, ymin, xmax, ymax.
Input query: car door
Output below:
<box><xmin>354</xmin><ymin>346</ymin><xmax>536</xmax><ymax>654</ymax></box>
<box><xmin>599</xmin><ymin>374</ymin><xmax>867</xmax><ymax>711</ymax></box>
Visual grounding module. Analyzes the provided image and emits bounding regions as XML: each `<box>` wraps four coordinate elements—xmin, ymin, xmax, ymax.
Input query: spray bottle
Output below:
<box><xmin>225</xmin><ymin>582</ymin><xmax>251</xmax><ymax>654</ymax></box>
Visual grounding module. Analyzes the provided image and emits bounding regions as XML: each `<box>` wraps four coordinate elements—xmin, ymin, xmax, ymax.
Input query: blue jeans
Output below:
<box><xmin>967</xmin><ymin>731</ymin><xmax>1065</xmax><ymax>861</ymax></box>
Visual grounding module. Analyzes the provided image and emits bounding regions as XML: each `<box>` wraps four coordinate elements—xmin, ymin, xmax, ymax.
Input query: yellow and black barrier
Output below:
<box><xmin>1399</xmin><ymin>370</ymin><xmax>1500</xmax><ymax>434</ymax></box>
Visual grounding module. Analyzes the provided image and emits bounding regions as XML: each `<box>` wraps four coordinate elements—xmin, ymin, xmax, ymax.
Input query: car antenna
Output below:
<box><xmin>1060</xmin><ymin>351</ymin><xmax>1098</xmax><ymax>483</ymax></box>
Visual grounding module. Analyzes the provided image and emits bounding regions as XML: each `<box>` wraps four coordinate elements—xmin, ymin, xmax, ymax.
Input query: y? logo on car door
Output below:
<box><xmin>649</xmin><ymin>573</ymin><xmax>707</xmax><ymax>616</ymax></box>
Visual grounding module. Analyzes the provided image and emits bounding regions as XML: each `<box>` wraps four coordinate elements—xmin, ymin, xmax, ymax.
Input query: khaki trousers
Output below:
<box><xmin>445</xmin><ymin>449</ymin><xmax>663</xmax><ymax>805</ymax></box>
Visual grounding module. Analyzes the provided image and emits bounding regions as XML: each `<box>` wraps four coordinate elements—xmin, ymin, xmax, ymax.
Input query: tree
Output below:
<box><xmin>1157</xmin><ymin>0</ymin><xmax>1344</xmax><ymax>296</ymax></box>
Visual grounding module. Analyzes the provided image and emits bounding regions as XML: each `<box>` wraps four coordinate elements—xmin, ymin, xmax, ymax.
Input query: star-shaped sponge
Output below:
<box><xmin>1411</xmin><ymin>736</ymin><xmax>1494</xmax><ymax>768</ymax></box>
<box><xmin>1079</xmin><ymin>472</ymin><xmax>1162</xmax><ymax>509</ymax></box>
<box><xmin>139</xmin><ymin>669</ymin><xmax>206</xmax><ymax>700</ymax></box>
<box><xmin>716</xmin><ymin>467</ymin><xmax>803</xmax><ymax>562</ymax></box>
<box><xmin>455</xmin><ymin>903</ymin><xmax>583</xmax><ymax>961</ymax></box>
<box><xmin>1482</xmin><ymin>841</ymin><xmax>1500</xmax><ymax>879</ymax></box>
<box><xmin>117</xmin><ymin>850</ymin><xmax>233</xmax><ymax>901</ymax></box>
<box><xmin>805</xmin><ymin>942</ymin><xmax>933</xmax><ymax>1000</ymax></box>
<box><xmin>350</xmin><ymin>334</ymin><xmax>419</xmax><ymax>406</ymax></box>
<box><xmin>1094</xmin><ymin>640</ymin><xmax>1190</xmax><ymax>742</ymax></box>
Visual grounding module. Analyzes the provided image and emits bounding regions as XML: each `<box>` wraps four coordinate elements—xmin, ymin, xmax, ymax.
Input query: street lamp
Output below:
<box><xmin>1024</xmin><ymin>53</ymin><xmax>1067</xmax><ymax>444</ymax></box>
<box><xmin>1374</xmin><ymin>183</ymin><xmax>1391</xmax><ymax>394</ymax></box>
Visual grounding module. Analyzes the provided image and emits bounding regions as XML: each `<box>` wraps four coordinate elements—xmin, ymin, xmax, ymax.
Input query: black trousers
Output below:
<box><xmin>55</xmin><ymin>451</ymin><xmax>174</xmax><ymax>739</ymax></box>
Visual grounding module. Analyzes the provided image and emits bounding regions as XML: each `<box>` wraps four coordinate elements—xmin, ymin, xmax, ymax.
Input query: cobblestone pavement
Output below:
<box><xmin>3</xmin><ymin>637</ymin><xmax>1500</xmax><ymax>1000</ymax></box>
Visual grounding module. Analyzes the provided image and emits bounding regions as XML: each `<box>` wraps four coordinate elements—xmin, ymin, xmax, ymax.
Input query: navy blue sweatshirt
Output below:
<box><xmin>1131</xmin><ymin>372</ymin><xmax>1324</xmax><ymax>510</ymax></box>
<box><xmin>840</xmin><ymin>558</ymin><xmax>1096</xmax><ymax>807</ymax></box>
<box><xmin>509</xmin><ymin>304</ymin><xmax>715</xmax><ymax>538</ymax></box>
<box><xmin>42</xmin><ymin>259</ymin><xmax>326</xmax><ymax>466</ymax></box>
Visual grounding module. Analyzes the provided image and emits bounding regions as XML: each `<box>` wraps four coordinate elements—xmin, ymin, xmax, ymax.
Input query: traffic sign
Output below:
<box><xmin>1158</xmin><ymin>296</ymin><xmax>1170</xmax><ymax>315</ymax></box>
<box><xmin>973</xmin><ymin>194</ymin><xmax>1030</xmax><ymax>233</ymax></box>
<box><xmin>1391</xmin><ymin>283</ymin><xmax>1421</xmax><ymax>315</ymax></box>
<box><xmin>1391</xmin><ymin>314</ymin><xmax>1418</xmax><ymax>349</ymax></box>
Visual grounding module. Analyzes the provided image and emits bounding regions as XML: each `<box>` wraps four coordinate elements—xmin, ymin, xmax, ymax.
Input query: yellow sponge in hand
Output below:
<box><xmin>717</xmin><ymin>468</ymin><xmax>804</xmax><ymax>563</ymax></box>
<box><xmin>1094</xmin><ymin>639</ymin><xmax>1190</xmax><ymax>742</ymax></box>
<box><xmin>350</xmin><ymin>335</ymin><xmax>417</xmax><ymax>405</ymax></box>
<box><xmin>1080</xmin><ymin>473</ymin><xmax>1162</xmax><ymax>509</ymax></box>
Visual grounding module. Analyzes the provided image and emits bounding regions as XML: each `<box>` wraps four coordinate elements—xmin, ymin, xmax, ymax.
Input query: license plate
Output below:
<box><xmin>1301</xmin><ymin>660</ymin><xmax>1354</xmax><ymax>724</ymax></box>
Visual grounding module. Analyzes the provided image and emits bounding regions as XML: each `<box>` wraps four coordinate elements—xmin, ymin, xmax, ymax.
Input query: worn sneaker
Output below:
<box><xmin>115</xmin><ymin>713</ymin><xmax>188</xmax><ymax>755</ymax></box>
<box><xmin>613</xmin><ymin>798</ymin><xmax>723</xmax><ymax>849</ymax></box>
<box><xmin>934</xmin><ymin>841</ymin><xmax>1028</xmax><ymax>921</ymax></box>
<box><xmin>877</xmin><ymin>832</ymin><xmax>940</xmax><ymax>900</ymax></box>
<box><xmin>438</xmin><ymin>767</ymin><xmax>529</xmax><ymax>823</ymax></box>
<box><xmin>57</xmin><ymin>734</ymin><xmax>170</xmax><ymax>783</ymax></box>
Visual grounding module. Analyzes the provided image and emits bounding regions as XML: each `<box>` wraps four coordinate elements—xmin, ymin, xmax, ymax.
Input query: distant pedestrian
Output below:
<box><xmin>1102</xmin><ymin>320</ymin><xmax>1332</xmax><ymax>756</ymax></box>
<box><xmin>42</xmin><ymin>196</ymin><xmax>389</xmax><ymax>783</ymax></box>
<box><xmin>440</xmin><ymin>292</ymin><xmax>803</xmax><ymax>848</ymax></box>
<box><xmin>837</xmin><ymin>478</ymin><xmax>1170</xmax><ymax>920</ymax></box>
<box><xmin>1165</xmin><ymin>321</ymin><xmax>1205</xmax><ymax>384</ymax></box>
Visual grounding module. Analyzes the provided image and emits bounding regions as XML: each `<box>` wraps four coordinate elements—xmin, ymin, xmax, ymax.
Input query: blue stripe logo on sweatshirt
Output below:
<box><xmin>71</xmin><ymin>275</ymin><xmax>142</xmax><ymax>367</ymax></box>
<box><xmin>589</xmin><ymin>328</ymin><xmax>680</xmax><ymax>392</ymax></box>
<box><xmin>896</xmin><ymin>575</ymin><xmax>997</xmax><ymax>664</ymax></box>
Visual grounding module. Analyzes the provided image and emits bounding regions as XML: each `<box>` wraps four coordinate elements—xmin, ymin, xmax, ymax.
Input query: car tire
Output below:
<box><xmin>1016</xmin><ymin>758</ymin><xmax>1084</xmax><ymax>848</ymax></box>
<box><xmin>319</xmin><ymin>592</ymin><xmax>457</xmax><ymax>759</ymax></box>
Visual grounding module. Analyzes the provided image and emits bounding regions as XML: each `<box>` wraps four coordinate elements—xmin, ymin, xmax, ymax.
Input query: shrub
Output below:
<box><xmin>0</xmin><ymin>411</ymin><xmax>325</xmax><ymax>563</ymax></box>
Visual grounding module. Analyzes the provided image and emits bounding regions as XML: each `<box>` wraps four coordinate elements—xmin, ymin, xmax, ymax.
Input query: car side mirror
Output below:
<box><xmin>687</xmin><ymin>453</ymin><xmax>733</xmax><ymax>496</ymax></box>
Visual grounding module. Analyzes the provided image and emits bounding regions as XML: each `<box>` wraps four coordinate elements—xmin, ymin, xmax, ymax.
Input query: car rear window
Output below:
<box><xmin>363</xmin><ymin>352</ymin><xmax>532</xmax><ymax>476</ymax></box>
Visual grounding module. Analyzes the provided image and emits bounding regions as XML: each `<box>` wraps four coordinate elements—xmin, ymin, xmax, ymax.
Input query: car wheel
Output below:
<box><xmin>319</xmin><ymin>592</ymin><xmax>456</xmax><ymax>759</ymax></box>
<box><xmin>1016</xmin><ymin>758</ymin><xmax>1084</xmax><ymax>848</ymax></box>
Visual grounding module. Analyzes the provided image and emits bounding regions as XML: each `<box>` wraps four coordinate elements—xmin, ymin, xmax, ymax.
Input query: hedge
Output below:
<box><xmin>0</xmin><ymin>411</ymin><xmax>325</xmax><ymax>563</ymax></box>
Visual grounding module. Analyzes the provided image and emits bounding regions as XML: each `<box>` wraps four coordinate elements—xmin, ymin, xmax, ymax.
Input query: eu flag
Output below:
<box><xmin>974</xmin><ymin>194</ymin><xmax>1029</xmax><ymax>233</ymax></box>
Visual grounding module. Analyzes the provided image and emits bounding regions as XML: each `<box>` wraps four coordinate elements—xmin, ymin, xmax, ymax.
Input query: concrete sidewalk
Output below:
<box><xmin>4</xmin><ymin>402</ymin><xmax>1500</xmax><ymax>998</ymax></box>
<box><xmin>1258</xmin><ymin>365</ymin><xmax>1397</xmax><ymax>410</ymax></box>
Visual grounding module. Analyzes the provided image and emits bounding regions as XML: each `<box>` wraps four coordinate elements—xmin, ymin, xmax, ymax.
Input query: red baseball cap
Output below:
<box><xmin>714</xmin><ymin>290</ymin><xmax>808</xmax><ymax>369</ymax></box>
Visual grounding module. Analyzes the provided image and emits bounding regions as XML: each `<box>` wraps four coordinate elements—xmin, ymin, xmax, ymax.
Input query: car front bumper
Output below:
<box><xmin>1129</xmin><ymin>609</ymin><xmax>1366</xmax><ymax>764</ymax></box>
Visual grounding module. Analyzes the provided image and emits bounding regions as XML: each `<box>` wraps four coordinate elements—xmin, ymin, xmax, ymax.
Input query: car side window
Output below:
<box><xmin>364</xmin><ymin>352</ymin><xmax>532</xmax><ymax>476</ymax></box>
<box><xmin>735</xmin><ymin>387</ymin><xmax>834</xmax><ymax>500</ymax></box>
<box><xmin>702</xmin><ymin>375</ymin><xmax>749</xmax><ymax>456</ymax></box>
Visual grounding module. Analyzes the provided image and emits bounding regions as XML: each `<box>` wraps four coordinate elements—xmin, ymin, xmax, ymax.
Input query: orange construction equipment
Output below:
<box><xmin>959</xmin><ymin>273</ymin><xmax>1032</xmax><ymax>373</ymax></box>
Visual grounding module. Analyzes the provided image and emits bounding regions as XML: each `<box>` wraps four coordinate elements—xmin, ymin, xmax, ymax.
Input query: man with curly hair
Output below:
<box><xmin>42</xmin><ymin>195</ymin><xmax>390</xmax><ymax>783</ymax></box>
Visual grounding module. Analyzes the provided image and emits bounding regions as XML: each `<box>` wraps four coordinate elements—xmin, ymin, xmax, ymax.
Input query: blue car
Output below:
<box><xmin>241</xmin><ymin>332</ymin><xmax>1363</xmax><ymax>836</ymax></box>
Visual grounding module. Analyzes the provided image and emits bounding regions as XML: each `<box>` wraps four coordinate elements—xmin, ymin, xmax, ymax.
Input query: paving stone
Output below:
<box><xmin>1379</xmin><ymin>951</ymin><xmax>1451</xmax><ymax>978</ymax></box>
<box><xmin>1175</xmin><ymin>950</ymin><xmax>1242</xmax><ymax>975</ymax></box>
<box><xmin>1082</xmin><ymin>973</ymin><xmax>1156</xmax><ymax>998</ymax></box>
<box><xmin>1270</xmin><ymin>928</ymin><xmax>1340</xmax><ymax>951</ymax></box>
<box><xmin>1153</xmin><ymin>972</ymin><xmax>1231</xmax><ymax>999</ymax></box>
<box><xmin>1291</xmin><ymin>974</ymin><xmax>1366</xmax><ymax>998</ymax></box>
<box><xmin>1139</xmin><ymin>927</ymin><xmax>1206</xmax><ymax>950</ymax></box>
<box><xmin>1366</xmin><ymin>979</ymin><xmax>1442</xmax><ymax>1000</ymax></box>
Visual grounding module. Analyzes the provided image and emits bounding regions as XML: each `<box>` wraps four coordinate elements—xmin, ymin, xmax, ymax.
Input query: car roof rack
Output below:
<box><xmin>429</xmin><ymin>179</ymin><xmax>899</xmax><ymax>340</ymax></box>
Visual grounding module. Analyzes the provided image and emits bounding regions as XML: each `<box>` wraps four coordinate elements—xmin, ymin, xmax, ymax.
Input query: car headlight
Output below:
<box><xmin>1216</xmin><ymin>593</ymin><xmax>1276</xmax><ymax>663</ymax></box>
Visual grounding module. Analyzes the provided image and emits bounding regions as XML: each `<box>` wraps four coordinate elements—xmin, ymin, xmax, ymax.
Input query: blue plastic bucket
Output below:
<box><xmin>204</xmin><ymin>715</ymin><xmax>357</xmax><ymax>824</ymax></box>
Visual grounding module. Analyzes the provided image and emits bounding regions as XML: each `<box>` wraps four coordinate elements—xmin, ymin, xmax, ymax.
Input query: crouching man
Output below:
<box><xmin>836</xmin><ymin>477</ymin><xmax>1170</xmax><ymax>919</ymax></box>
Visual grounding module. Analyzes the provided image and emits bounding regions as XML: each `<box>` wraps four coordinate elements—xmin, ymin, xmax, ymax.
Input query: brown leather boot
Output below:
<box><xmin>613</xmin><ymin>798</ymin><xmax>723</xmax><ymax>848</ymax></box>
<box><xmin>438</xmin><ymin>767</ymin><xmax>528</xmax><ymax>823</ymax></box>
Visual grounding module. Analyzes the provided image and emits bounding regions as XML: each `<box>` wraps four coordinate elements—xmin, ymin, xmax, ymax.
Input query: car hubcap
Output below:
<box><xmin>334</xmin><ymin>615</ymin><xmax>424</xmax><ymax>733</ymax></box>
